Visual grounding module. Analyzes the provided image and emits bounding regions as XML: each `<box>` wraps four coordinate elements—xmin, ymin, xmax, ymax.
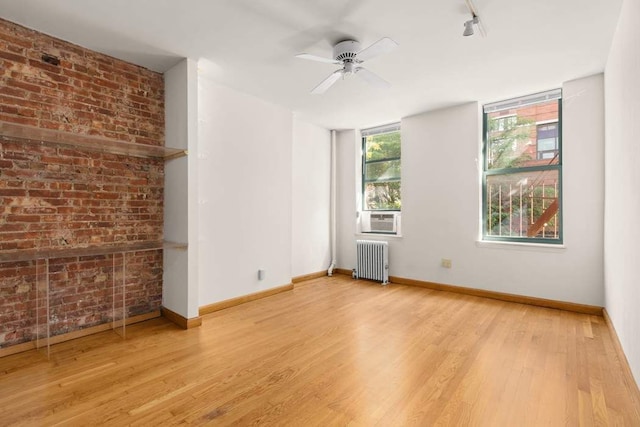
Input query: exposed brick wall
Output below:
<box><xmin>0</xmin><ymin>19</ymin><xmax>164</xmax><ymax>143</ymax></box>
<box><xmin>0</xmin><ymin>18</ymin><xmax>165</xmax><ymax>349</ymax></box>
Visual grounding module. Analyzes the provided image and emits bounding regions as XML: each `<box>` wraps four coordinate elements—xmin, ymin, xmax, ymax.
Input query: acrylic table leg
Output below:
<box><xmin>122</xmin><ymin>252</ymin><xmax>126</xmax><ymax>339</ymax></box>
<box><xmin>35</xmin><ymin>258</ymin><xmax>50</xmax><ymax>359</ymax></box>
<box><xmin>112</xmin><ymin>254</ymin><xmax>116</xmax><ymax>331</ymax></box>
<box><xmin>112</xmin><ymin>253</ymin><xmax>125</xmax><ymax>338</ymax></box>
<box><xmin>45</xmin><ymin>258</ymin><xmax>49</xmax><ymax>359</ymax></box>
<box><xmin>35</xmin><ymin>258</ymin><xmax>40</xmax><ymax>350</ymax></box>
<box><xmin>112</xmin><ymin>252</ymin><xmax>127</xmax><ymax>339</ymax></box>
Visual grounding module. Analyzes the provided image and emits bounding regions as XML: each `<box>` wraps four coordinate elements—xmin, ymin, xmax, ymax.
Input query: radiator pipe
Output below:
<box><xmin>328</xmin><ymin>129</ymin><xmax>337</xmax><ymax>276</ymax></box>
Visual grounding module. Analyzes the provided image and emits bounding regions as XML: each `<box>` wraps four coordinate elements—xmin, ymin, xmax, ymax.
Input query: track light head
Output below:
<box><xmin>463</xmin><ymin>15</ymin><xmax>479</xmax><ymax>37</ymax></box>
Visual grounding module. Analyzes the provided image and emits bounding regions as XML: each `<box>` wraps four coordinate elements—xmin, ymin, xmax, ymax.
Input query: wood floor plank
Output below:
<box><xmin>0</xmin><ymin>275</ymin><xmax>638</xmax><ymax>425</ymax></box>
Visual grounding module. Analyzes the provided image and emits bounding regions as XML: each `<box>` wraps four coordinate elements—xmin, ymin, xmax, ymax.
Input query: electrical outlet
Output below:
<box><xmin>441</xmin><ymin>258</ymin><xmax>452</xmax><ymax>269</ymax></box>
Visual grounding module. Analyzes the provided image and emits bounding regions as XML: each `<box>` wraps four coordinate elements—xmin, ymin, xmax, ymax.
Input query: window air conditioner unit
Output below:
<box><xmin>361</xmin><ymin>212</ymin><xmax>398</xmax><ymax>234</ymax></box>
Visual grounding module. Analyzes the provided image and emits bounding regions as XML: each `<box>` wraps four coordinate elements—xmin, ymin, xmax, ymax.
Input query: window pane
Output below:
<box><xmin>539</xmin><ymin>151</ymin><xmax>556</xmax><ymax>160</ymax></box>
<box><xmin>365</xmin><ymin>131</ymin><xmax>401</xmax><ymax>161</ymax></box>
<box><xmin>364</xmin><ymin>181</ymin><xmax>401</xmax><ymax>210</ymax></box>
<box><xmin>537</xmin><ymin>138</ymin><xmax>557</xmax><ymax>152</ymax></box>
<box><xmin>485</xmin><ymin>169</ymin><xmax>561</xmax><ymax>240</ymax></box>
<box><xmin>487</xmin><ymin>100</ymin><xmax>559</xmax><ymax>169</ymax></box>
<box><xmin>365</xmin><ymin>160</ymin><xmax>401</xmax><ymax>182</ymax></box>
<box><xmin>537</xmin><ymin>123</ymin><xmax>558</xmax><ymax>139</ymax></box>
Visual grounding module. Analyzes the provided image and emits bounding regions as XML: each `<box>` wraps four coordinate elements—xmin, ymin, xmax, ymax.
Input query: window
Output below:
<box><xmin>536</xmin><ymin>122</ymin><xmax>559</xmax><ymax>160</ymax></box>
<box><xmin>362</xmin><ymin>123</ymin><xmax>401</xmax><ymax>211</ymax></box>
<box><xmin>494</xmin><ymin>115</ymin><xmax>517</xmax><ymax>131</ymax></box>
<box><xmin>482</xmin><ymin>89</ymin><xmax>562</xmax><ymax>243</ymax></box>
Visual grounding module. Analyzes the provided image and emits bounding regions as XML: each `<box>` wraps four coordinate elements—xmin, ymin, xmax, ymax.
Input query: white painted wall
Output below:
<box><xmin>197</xmin><ymin>73</ymin><xmax>293</xmax><ymax>306</ymax></box>
<box><xmin>336</xmin><ymin>75</ymin><xmax>605</xmax><ymax>306</ymax></box>
<box><xmin>163</xmin><ymin>58</ymin><xmax>199</xmax><ymax>319</ymax></box>
<box><xmin>291</xmin><ymin>117</ymin><xmax>331</xmax><ymax>277</ymax></box>
<box><xmin>604</xmin><ymin>0</ymin><xmax>640</xmax><ymax>385</ymax></box>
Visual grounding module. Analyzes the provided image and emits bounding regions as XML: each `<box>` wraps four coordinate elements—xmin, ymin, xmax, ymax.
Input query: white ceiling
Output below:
<box><xmin>0</xmin><ymin>0</ymin><xmax>623</xmax><ymax>130</ymax></box>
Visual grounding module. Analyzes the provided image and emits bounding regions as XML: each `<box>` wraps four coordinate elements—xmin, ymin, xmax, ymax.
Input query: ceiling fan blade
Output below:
<box><xmin>356</xmin><ymin>37</ymin><xmax>398</xmax><ymax>62</ymax></box>
<box><xmin>311</xmin><ymin>70</ymin><xmax>343</xmax><ymax>94</ymax></box>
<box><xmin>355</xmin><ymin>67</ymin><xmax>391</xmax><ymax>89</ymax></box>
<box><xmin>296</xmin><ymin>53</ymin><xmax>341</xmax><ymax>64</ymax></box>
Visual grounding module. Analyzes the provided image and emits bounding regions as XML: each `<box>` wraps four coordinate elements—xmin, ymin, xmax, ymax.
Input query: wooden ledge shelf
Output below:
<box><xmin>0</xmin><ymin>121</ymin><xmax>186</xmax><ymax>160</ymax></box>
<box><xmin>0</xmin><ymin>240</ymin><xmax>187</xmax><ymax>263</ymax></box>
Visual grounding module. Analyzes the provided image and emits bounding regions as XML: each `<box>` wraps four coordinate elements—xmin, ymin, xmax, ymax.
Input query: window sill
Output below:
<box><xmin>355</xmin><ymin>233</ymin><xmax>403</xmax><ymax>239</ymax></box>
<box><xmin>476</xmin><ymin>240</ymin><xmax>565</xmax><ymax>252</ymax></box>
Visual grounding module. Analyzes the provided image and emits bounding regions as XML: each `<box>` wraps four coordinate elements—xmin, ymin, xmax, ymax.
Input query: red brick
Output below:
<box><xmin>0</xmin><ymin>49</ymin><xmax>26</xmax><ymax>63</ymax></box>
<box><xmin>22</xmin><ymin>75</ymin><xmax>57</xmax><ymax>90</ymax></box>
<box><xmin>0</xmin><ymin>115</ymin><xmax>38</xmax><ymax>126</ymax></box>
<box><xmin>7</xmin><ymin>78</ymin><xmax>42</xmax><ymax>94</ymax></box>
<box><xmin>0</xmin><ymin>224</ymin><xmax>26</xmax><ymax>232</ymax></box>
<box><xmin>27</xmin><ymin>58</ymin><xmax>62</xmax><ymax>75</ymax></box>
<box><xmin>0</xmin><ymin>32</ymin><xmax>32</xmax><ymax>49</ymax></box>
<box><xmin>0</xmin><ymin>17</ymin><xmax>164</xmax><ymax>349</ymax></box>
<box><xmin>0</xmin><ymin>105</ymin><xmax>19</xmax><ymax>115</ymax></box>
<box><xmin>0</xmin><ymin>189</ymin><xmax>27</xmax><ymax>196</ymax></box>
<box><xmin>7</xmin><ymin>214</ymin><xmax>42</xmax><ymax>222</ymax></box>
<box><xmin>0</xmin><ymin>86</ymin><xmax>26</xmax><ymax>98</ymax></box>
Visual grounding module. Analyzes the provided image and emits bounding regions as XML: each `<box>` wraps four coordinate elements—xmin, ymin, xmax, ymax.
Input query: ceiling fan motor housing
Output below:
<box><xmin>333</xmin><ymin>40</ymin><xmax>361</xmax><ymax>62</ymax></box>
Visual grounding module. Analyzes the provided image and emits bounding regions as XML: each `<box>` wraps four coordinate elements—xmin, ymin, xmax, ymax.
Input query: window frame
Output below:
<box><xmin>482</xmin><ymin>92</ymin><xmax>563</xmax><ymax>245</ymax></box>
<box><xmin>361</xmin><ymin>123</ymin><xmax>401</xmax><ymax>212</ymax></box>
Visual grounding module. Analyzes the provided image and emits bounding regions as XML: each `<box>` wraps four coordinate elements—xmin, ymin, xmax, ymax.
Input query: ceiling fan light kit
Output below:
<box><xmin>296</xmin><ymin>37</ymin><xmax>398</xmax><ymax>94</ymax></box>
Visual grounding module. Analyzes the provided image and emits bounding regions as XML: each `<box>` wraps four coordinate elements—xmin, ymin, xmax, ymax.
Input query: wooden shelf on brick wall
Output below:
<box><xmin>0</xmin><ymin>121</ymin><xmax>187</xmax><ymax>160</ymax></box>
<box><xmin>0</xmin><ymin>240</ymin><xmax>187</xmax><ymax>263</ymax></box>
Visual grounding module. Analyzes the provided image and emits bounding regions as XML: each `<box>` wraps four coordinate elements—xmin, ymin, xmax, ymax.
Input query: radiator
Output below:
<box><xmin>355</xmin><ymin>240</ymin><xmax>389</xmax><ymax>284</ymax></box>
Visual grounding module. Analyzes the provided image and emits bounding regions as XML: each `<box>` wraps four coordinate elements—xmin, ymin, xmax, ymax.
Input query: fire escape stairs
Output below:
<box><xmin>527</xmin><ymin>198</ymin><xmax>559</xmax><ymax>237</ymax></box>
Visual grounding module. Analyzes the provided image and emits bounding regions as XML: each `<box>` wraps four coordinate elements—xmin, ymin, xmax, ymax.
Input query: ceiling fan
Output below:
<box><xmin>296</xmin><ymin>37</ymin><xmax>398</xmax><ymax>94</ymax></box>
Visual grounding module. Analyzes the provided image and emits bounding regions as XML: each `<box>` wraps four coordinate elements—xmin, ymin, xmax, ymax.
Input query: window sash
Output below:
<box><xmin>364</xmin><ymin>156</ymin><xmax>401</xmax><ymax>164</ymax></box>
<box><xmin>364</xmin><ymin>178</ymin><xmax>401</xmax><ymax>184</ymax></box>
<box><xmin>482</xmin><ymin>165</ymin><xmax>563</xmax><ymax>244</ymax></box>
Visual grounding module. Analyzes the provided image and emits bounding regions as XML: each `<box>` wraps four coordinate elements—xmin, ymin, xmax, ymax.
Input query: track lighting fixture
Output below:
<box><xmin>463</xmin><ymin>15</ymin><xmax>479</xmax><ymax>37</ymax></box>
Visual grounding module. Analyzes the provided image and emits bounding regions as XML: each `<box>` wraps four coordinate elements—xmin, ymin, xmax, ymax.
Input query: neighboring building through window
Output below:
<box><xmin>483</xmin><ymin>89</ymin><xmax>562</xmax><ymax>243</ymax></box>
<box><xmin>536</xmin><ymin>122</ymin><xmax>559</xmax><ymax>160</ymax></box>
<box><xmin>362</xmin><ymin>123</ymin><xmax>401</xmax><ymax>211</ymax></box>
<box><xmin>494</xmin><ymin>115</ymin><xmax>517</xmax><ymax>131</ymax></box>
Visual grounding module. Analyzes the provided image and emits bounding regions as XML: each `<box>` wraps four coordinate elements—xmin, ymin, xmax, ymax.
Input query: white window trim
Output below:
<box><xmin>475</xmin><ymin>240</ymin><xmax>565</xmax><ymax>252</ymax></box>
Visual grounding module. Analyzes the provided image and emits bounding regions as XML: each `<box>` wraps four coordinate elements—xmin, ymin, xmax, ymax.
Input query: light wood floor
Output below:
<box><xmin>1</xmin><ymin>276</ymin><xmax>639</xmax><ymax>426</ymax></box>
